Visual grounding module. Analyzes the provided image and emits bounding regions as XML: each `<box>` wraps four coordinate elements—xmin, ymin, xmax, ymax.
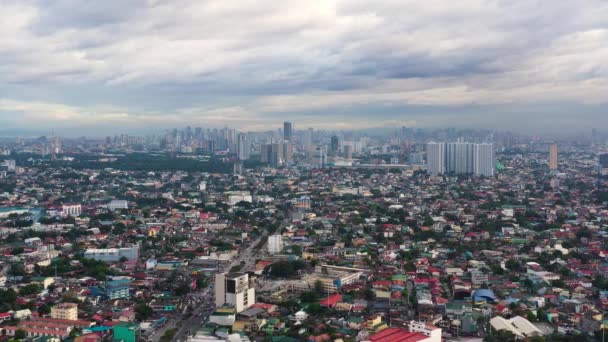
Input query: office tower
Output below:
<box><xmin>261</xmin><ymin>144</ymin><xmax>272</xmax><ymax>164</ymax></box>
<box><xmin>261</xmin><ymin>142</ymin><xmax>285</xmax><ymax>168</ymax></box>
<box><xmin>215</xmin><ymin>272</ymin><xmax>255</xmax><ymax>313</ymax></box>
<box><xmin>549</xmin><ymin>144</ymin><xmax>558</xmax><ymax>170</ymax></box>
<box><xmin>283</xmin><ymin>122</ymin><xmax>293</xmax><ymax>142</ymax></box>
<box><xmin>304</xmin><ymin>128</ymin><xmax>314</xmax><ymax>150</ymax></box>
<box><xmin>237</xmin><ymin>133</ymin><xmax>250</xmax><ymax>161</ymax></box>
<box><xmin>282</xmin><ymin>141</ymin><xmax>293</xmax><ymax>164</ymax></box>
<box><xmin>267</xmin><ymin>235</ymin><xmax>284</xmax><ymax>254</ymax></box>
<box><xmin>426</xmin><ymin>142</ymin><xmax>445</xmax><ymax>176</ymax></box>
<box><xmin>600</xmin><ymin>153</ymin><xmax>608</xmax><ymax>168</ymax></box>
<box><xmin>344</xmin><ymin>145</ymin><xmax>353</xmax><ymax>160</ymax></box>
<box><xmin>474</xmin><ymin>143</ymin><xmax>494</xmax><ymax>177</ymax></box>
<box><xmin>330</xmin><ymin>136</ymin><xmax>339</xmax><ymax>155</ymax></box>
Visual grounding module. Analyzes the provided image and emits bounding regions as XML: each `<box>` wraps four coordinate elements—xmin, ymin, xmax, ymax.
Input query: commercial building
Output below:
<box><xmin>600</xmin><ymin>153</ymin><xmax>608</xmax><ymax>168</ymax></box>
<box><xmin>237</xmin><ymin>133</ymin><xmax>250</xmax><ymax>161</ymax></box>
<box><xmin>51</xmin><ymin>303</ymin><xmax>78</xmax><ymax>321</ymax></box>
<box><xmin>293</xmin><ymin>265</ymin><xmax>362</xmax><ymax>294</ymax></box>
<box><xmin>267</xmin><ymin>235</ymin><xmax>284</xmax><ymax>255</ymax></box>
<box><xmin>83</xmin><ymin>245</ymin><xmax>139</xmax><ymax>262</ymax></box>
<box><xmin>104</xmin><ymin>279</ymin><xmax>131</xmax><ymax>299</ymax></box>
<box><xmin>113</xmin><ymin>322</ymin><xmax>140</xmax><ymax>342</ymax></box>
<box><xmin>223</xmin><ymin>191</ymin><xmax>253</xmax><ymax>205</ymax></box>
<box><xmin>549</xmin><ymin>144</ymin><xmax>559</xmax><ymax>170</ymax></box>
<box><xmin>283</xmin><ymin>122</ymin><xmax>293</xmax><ymax>142</ymax></box>
<box><xmin>62</xmin><ymin>204</ymin><xmax>82</xmax><ymax>217</ymax></box>
<box><xmin>107</xmin><ymin>200</ymin><xmax>128</xmax><ymax>211</ymax></box>
<box><xmin>215</xmin><ymin>272</ymin><xmax>255</xmax><ymax>313</ymax></box>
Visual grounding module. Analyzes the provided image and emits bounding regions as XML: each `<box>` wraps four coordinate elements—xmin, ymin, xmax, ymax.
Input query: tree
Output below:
<box><xmin>14</xmin><ymin>329</ymin><xmax>27</xmax><ymax>340</ymax></box>
<box><xmin>38</xmin><ymin>304</ymin><xmax>51</xmax><ymax>316</ymax></box>
<box><xmin>135</xmin><ymin>303</ymin><xmax>154</xmax><ymax>321</ymax></box>
<box><xmin>160</xmin><ymin>328</ymin><xmax>177</xmax><ymax>342</ymax></box>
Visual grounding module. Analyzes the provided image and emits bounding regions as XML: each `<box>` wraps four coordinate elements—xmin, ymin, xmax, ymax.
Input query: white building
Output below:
<box><xmin>237</xmin><ymin>133</ymin><xmax>250</xmax><ymax>161</ymax></box>
<box><xmin>407</xmin><ymin>321</ymin><xmax>442</xmax><ymax>342</ymax></box>
<box><xmin>426</xmin><ymin>142</ymin><xmax>494</xmax><ymax>177</ymax></box>
<box><xmin>474</xmin><ymin>143</ymin><xmax>495</xmax><ymax>177</ymax></box>
<box><xmin>490</xmin><ymin>316</ymin><xmax>543</xmax><ymax>339</ymax></box>
<box><xmin>84</xmin><ymin>246</ymin><xmax>139</xmax><ymax>262</ymax></box>
<box><xmin>426</xmin><ymin>142</ymin><xmax>445</xmax><ymax>176</ymax></box>
<box><xmin>267</xmin><ymin>235</ymin><xmax>284</xmax><ymax>255</ymax></box>
<box><xmin>224</xmin><ymin>191</ymin><xmax>252</xmax><ymax>205</ymax></box>
<box><xmin>215</xmin><ymin>272</ymin><xmax>255</xmax><ymax>313</ymax></box>
<box><xmin>108</xmin><ymin>200</ymin><xmax>128</xmax><ymax>211</ymax></box>
<box><xmin>62</xmin><ymin>204</ymin><xmax>82</xmax><ymax>217</ymax></box>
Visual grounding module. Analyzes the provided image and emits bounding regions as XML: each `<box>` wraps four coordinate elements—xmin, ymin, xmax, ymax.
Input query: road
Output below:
<box><xmin>169</xmin><ymin>232</ymin><xmax>269</xmax><ymax>342</ymax></box>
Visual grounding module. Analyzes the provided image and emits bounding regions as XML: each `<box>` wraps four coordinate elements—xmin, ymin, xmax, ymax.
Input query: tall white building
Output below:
<box><xmin>215</xmin><ymin>272</ymin><xmax>255</xmax><ymax>313</ymax></box>
<box><xmin>426</xmin><ymin>142</ymin><xmax>445</xmax><ymax>176</ymax></box>
<box><xmin>474</xmin><ymin>143</ymin><xmax>495</xmax><ymax>177</ymax></box>
<box><xmin>427</xmin><ymin>142</ymin><xmax>494</xmax><ymax>177</ymax></box>
<box><xmin>268</xmin><ymin>235</ymin><xmax>284</xmax><ymax>254</ymax></box>
<box><xmin>237</xmin><ymin>133</ymin><xmax>250</xmax><ymax>161</ymax></box>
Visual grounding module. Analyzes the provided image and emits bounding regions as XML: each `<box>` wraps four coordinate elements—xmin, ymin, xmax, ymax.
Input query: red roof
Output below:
<box><xmin>319</xmin><ymin>294</ymin><xmax>342</xmax><ymax>307</ymax></box>
<box><xmin>370</xmin><ymin>328</ymin><xmax>428</xmax><ymax>342</ymax></box>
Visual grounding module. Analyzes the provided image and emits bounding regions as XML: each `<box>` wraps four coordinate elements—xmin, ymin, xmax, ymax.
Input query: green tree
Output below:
<box><xmin>160</xmin><ymin>328</ymin><xmax>177</xmax><ymax>342</ymax></box>
<box><xmin>14</xmin><ymin>329</ymin><xmax>27</xmax><ymax>340</ymax></box>
<box><xmin>135</xmin><ymin>303</ymin><xmax>155</xmax><ymax>321</ymax></box>
<box><xmin>38</xmin><ymin>304</ymin><xmax>51</xmax><ymax>316</ymax></box>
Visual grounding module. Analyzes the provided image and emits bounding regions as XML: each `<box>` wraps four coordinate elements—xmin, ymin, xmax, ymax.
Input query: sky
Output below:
<box><xmin>0</xmin><ymin>0</ymin><xmax>607</xmax><ymax>136</ymax></box>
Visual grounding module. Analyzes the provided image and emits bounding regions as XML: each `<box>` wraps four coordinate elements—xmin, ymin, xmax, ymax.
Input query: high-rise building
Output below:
<box><xmin>215</xmin><ymin>272</ymin><xmax>255</xmax><ymax>313</ymax></box>
<box><xmin>304</xmin><ymin>128</ymin><xmax>314</xmax><ymax>150</ymax></box>
<box><xmin>474</xmin><ymin>143</ymin><xmax>494</xmax><ymax>177</ymax></box>
<box><xmin>237</xmin><ymin>133</ymin><xmax>250</xmax><ymax>161</ymax></box>
<box><xmin>549</xmin><ymin>144</ymin><xmax>558</xmax><ymax>170</ymax></box>
<box><xmin>268</xmin><ymin>235</ymin><xmax>284</xmax><ymax>254</ymax></box>
<box><xmin>426</xmin><ymin>142</ymin><xmax>445</xmax><ymax>176</ymax></box>
<box><xmin>600</xmin><ymin>153</ymin><xmax>608</xmax><ymax>168</ymax></box>
<box><xmin>283</xmin><ymin>122</ymin><xmax>293</xmax><ymax>142</ymax></box>
<box><xmin>344</xmin><ymin>145</ymin><xmax>353</xmax><ymax>160</ymax></box>
<box><xmin>330</xmin><ymin>136</ymin><xmax>339</xmax><ymax>155</ymax></box>
<box><xmin>427</xmin><ymin>142</ymin><xmax>494</xmax><ymax>176</ymax></box>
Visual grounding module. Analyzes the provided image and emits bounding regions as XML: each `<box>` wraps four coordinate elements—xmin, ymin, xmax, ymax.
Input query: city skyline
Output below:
<box><xmin>1</xmin><ymin>0</ymin><xmax>607</xmax><ymax>136</ymax></box>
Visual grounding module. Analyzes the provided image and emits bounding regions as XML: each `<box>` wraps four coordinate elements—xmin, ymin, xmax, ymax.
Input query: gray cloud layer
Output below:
<box><xmin>0</xmin><ymin>0</ymin><xmax>607</xmax><ymax>135</ymax></box>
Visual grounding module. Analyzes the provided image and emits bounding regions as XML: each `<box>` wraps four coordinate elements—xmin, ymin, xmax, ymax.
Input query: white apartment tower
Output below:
<box><xmin>427</xmin><ymin>142</ymin><xmax>494</xmax><ymax>177</ymax></box>
<box><xmin>215</xmin><ymin>272</ymin><xmax>255</xmax><ymax>313</ymax></box>
<box><xmin>268</xmin><ymin>235</ymin><xmax>284</xmax><ymax>254</ymax></box>
<box><xmin>426</xmin><ymin>142</ymin><xmax>445</xmax><ymax>176</ymax></box>
<box><xmin>237</xmin><ymin>133</ymin><xmax>250</xmax><ymax>161</ymax></box>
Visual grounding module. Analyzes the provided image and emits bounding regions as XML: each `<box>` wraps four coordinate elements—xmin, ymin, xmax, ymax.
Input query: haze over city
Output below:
<box><xmin>1</xmin><ymin>0</ymin><xmax>607</xmax><ymax>136</ymax></box>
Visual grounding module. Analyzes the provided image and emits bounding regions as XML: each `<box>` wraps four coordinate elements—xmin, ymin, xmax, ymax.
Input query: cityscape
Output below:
<box><xmin>1</xmin><ymin>1</ymin><xmax>608</xmax><ymax>342</ymax></box>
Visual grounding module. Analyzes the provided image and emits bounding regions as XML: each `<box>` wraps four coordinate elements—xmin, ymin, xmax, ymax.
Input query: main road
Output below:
<box><xmin>169</xmin><ymin>231</ymin><xmax>269</xmax><ymax>342</ymax></box>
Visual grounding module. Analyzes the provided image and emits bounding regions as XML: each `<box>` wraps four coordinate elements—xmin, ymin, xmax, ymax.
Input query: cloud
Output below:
<box><xmin>0</xmin><ymin>0</ymin><xmax>607</xmax><ymax>134</ymax></box>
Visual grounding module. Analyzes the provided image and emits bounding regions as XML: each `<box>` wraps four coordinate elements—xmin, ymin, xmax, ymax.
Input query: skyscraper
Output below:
<box><xmin>427</xmin><ymin>142</ymin><xmax>494</xmax><ymax>176</ymax></box>
<box><xmin>474</xmin><ymin>143</ymin><xmax>494</xmax><ymax>177</ymax></box>
<box><xmin>283</xmin><ymin>122</ymin><xmax>293</xmax><ymax>142</ymax></box>
<box><xmin>236</xmin><ymin>133</ymin><xmax>250</xmax><ymax>161</ymax></box>
<box><xmin>549</xmin><ymin>144</ymin><xmax>558</xmax><ymax>170</ymax></box>
<box><xmin>304</xmin><ymin>128</ymin><xmax>314</xmax><ymax>150</ymax></box>
<box><xmin>330</xmin><ymin>135</ymin><xmax>339</xmax><ymax>155</ymax></box>
<box><xmin>426</xmin><ymin>142</ymin><xmax>445</xmax><ymax>176</ymax></box>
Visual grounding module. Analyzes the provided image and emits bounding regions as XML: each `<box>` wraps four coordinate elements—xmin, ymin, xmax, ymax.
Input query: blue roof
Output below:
<box><xmin>473</xmin><ymin>289</ymin><xmax>496</xmax><ymax>302</ymax></box>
